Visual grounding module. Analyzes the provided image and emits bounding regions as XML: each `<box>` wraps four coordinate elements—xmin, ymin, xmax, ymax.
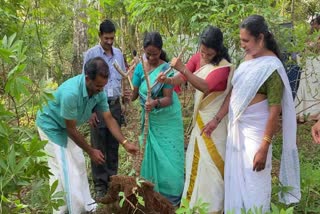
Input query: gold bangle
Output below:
<box><xmin>263</xmin><ymin>136</ymin><xmax>272</xmax><ymax>144</ymax></box>
<box><xmin>122</xmin><ymin>139</ymin><xmax>128</xmax><ymax>145</ymax></box>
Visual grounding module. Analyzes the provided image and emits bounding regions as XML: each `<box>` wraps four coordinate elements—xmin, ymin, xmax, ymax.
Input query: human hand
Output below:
<box><xmin>170</xmin><ymin>57</ymin><xmax>185</xmax><ymax>72</ymax></box>
<box><xmin>157</xmin><ymin>72</ymin><xmax>168</xmax><ymax>84</ymax></box>
<box><xmin>145</xmin><ymin>99</ymin><xmax>156</xmax><ymax>112</ymax></box>
<box><xmin>88</xmin><ymin>148</ymin><xmax>105</xmax><ymax>165</ymax></box>
<box><xmin>123</xmin><ymin>142</ymin><xmax>139</xmax><ymax>155</ymax></box>
<box><xmin>89</xmin><ymin>112</ymin><xmax>99</xmax><ymax>128</ymax></box>
<box><xmin>253</xmin><ymin>143</ymin><xmax>269</xmax><ymax>171</ymax></box>
<box><xmin>201</xmin><ymin>119</ymin><xmax>219</xmax><ymax>137</ymax></box>
<box><xmin>312</xmin><ymin>120</ymin><xmax>320</xmax><ymax>144</ymax></box>
<box><xmin>123</xmin><ymin>89</ymin><xmax>132</xmax><ymax>103</ymax></box>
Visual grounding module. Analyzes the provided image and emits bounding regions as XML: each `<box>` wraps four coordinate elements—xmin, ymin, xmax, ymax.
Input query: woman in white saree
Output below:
<box><xmin>158</xmin><ymin>26</ymin><xmax>233</xmax><ymax>213</ymax></box>
<box><xmin>203</xmin><ymin>15</ymin><xmax>301</xmax><ymax>213</ymax></box>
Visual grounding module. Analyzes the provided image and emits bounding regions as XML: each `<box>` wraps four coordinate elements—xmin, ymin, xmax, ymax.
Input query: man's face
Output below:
<box><xmin>86</xmin><ymin>75</ymin><xmax>108</xmax><ymax>96</ymax></box>
<box><xmin>99</xmin><ymin>32</ymin><xmax>115</xmax><ymax>52</ymax></box>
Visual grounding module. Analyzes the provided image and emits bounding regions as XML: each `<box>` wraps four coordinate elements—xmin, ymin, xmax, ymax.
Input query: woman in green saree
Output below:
<box><xmin>131</xmin><ymin>32</ymin><xmax>184</xmax><ymax>206</ymax></box>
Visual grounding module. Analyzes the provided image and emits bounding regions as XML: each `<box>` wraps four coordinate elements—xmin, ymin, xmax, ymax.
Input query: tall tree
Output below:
<box><xmin>72</xmin><ymin>0</ymin><xmax>88</xmax><ymax>74</ymax></box>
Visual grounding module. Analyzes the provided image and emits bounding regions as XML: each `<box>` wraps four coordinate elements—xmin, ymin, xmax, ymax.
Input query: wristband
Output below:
<box><xmin>156</xmin><ymin>99</ymin><xmax>161</xmax><ymax>108</ymax></box>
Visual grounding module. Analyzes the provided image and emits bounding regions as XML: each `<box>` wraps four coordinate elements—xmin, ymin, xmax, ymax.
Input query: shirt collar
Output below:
<box><xmin>98</xmin><ymin>44</ymin><xmax>114</xmax><ymax>56</ymax></box>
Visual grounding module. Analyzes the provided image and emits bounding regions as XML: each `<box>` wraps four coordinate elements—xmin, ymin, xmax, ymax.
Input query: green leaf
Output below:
<box><xmin>8</xmin><ymin>146</ymin><xmax>16</xmax><ymax>170</ymax></box>
<box><xmin>0</xmin><ymin>158</ymin><xmax>7</xmax><ymax>170</ymax></box>
<box><xmin>137</xmin><ymin>195</ymin><xmax>145</xmax><ymax>207</ymax></box>
<box><xmin>0</xmin><ymin>121</ymin><xmax>10</xmax><ymax>138</ymax></box>
<box><xmin>7</xmin><ymin>33</ymin><xmax>17</xmax><ymax>48</ymax></box>
<box><xmin>50</xmin><ymin>180</ymin><xmax>59</xmax><ymax>195</ymax></box>
<box><xmin>2</xmin><ymin>35</ymin><xmax>8</xmax><ymax>48</ymax></box>
<box><xmin>1</xmin><ymin>195</ymin><xmax>10</xmax><ymax>203</ymax></box>
<box><xmin>0</xmin><ymin>48</ymin><xmax>12</xmax><ymax>62</ymax></box>
<box><xmin>15</xmin><ymin>157</ymin><xmax>30</xmax><ymax>172</ymax></box>
<box><xmin>119</xmin><ymin>191</ymin><xmax>125</xmax><ymax>207</ymax></box>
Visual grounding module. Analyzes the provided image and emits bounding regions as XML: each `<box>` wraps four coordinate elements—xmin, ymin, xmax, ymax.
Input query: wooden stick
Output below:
<box><xmin>113</xmin><ymin>60</ymin><xmax>136</xmax><ymax>91</ymax></box>
<box><xmin>150</xmin><ymin>45</ymin><xmax>187</xmax><ymax>90</ymax></box>
<box><xmin>136</xmin><ymin>56</ymin><xmax>151</xmax><ymax>177</ymax></box>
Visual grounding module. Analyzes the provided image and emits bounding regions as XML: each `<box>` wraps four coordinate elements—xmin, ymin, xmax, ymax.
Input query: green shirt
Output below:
<box><xmin>36</xmin><ymin>74</ymin><xmax>109</xmax><ymax>147</ymax></box>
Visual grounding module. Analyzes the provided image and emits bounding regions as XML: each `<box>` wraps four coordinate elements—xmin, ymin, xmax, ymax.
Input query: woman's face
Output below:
<box><xmin>144</xmin><ymin>45</ymin><xmax>161</xmax><ymax>66</ymax></box>
<box><xmin>240</xmin><ymin>28</ymin><xmax>264</xmax><ymax>58</ymax></box>
<box><xmin>200</xmin><ymin>44</ymin><xmax>217</xmax><ymax>63</ymax></box>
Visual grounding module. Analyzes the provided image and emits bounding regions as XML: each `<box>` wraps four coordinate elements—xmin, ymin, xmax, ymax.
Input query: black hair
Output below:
<box><xmin>99</xmin><ymin>19</ymin><xmax>116</xmax><ymax>34</ymax></box>
<box><xmin>311</xmin><ymin>15</ymin><xmax>320</xmax><ymax>25</ymax></box>
<box><xmin>84</xmin><ymin>57</ymin><xmax>109</xmax><ymax>80</ymax></box>
<box><xmin>143</xmin><ymin>32</ymin><xmax>168</xmax><ymax>62</ymax></box>
<box><xmin>240</xmin><ymin>15</ymin><xmax>281</xmax><ymax>59</ymax></box>
<box><xmin>200</xmin><ymin>25</ymin><xmax>231</xmax><ymax>65</ymax></box>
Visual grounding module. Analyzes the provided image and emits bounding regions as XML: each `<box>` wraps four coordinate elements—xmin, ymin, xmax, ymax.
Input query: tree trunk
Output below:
<box><xmin>72</xmin><ymin>0</ymin><xmax>88</xmax><ymax>75</ymax></box>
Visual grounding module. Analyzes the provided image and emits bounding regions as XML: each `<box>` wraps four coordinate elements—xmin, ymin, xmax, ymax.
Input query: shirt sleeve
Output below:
<box><xmin>266</xmin><ymin>70</ymin><xmax>283</xmax><ymax>105</ymax></box>
<box><xmin>60</xmin><ymin>92</ymin><xmax>78</xmax><ymax>120</ymax></box>
<box><xmin>205</xmin><ymin>67</ymin><xmax>230</xmax><ymax>91</ymax></box>
<box><xmin>180</xmin><ymin>53</ymin><xmax>201</xmax><ymax>81</ymax></box>
<box><xmin>186</xmin><ymin>53</ymin><xmax>199</xmax><ymax>73</ymax></box>
<box><xmin>95</xmin><ymin>92</ymin><xmax>109</xmax><ymax>112</ymax></box>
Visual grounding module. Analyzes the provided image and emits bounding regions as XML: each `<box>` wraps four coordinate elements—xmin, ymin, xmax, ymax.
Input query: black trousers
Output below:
<box><xmin>90</xmin><ymin>100</ymin><xmax>121</xmax><ymax>194</ymax></box>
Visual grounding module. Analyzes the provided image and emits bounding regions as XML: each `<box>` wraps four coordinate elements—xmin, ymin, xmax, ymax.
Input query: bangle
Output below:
<box><xmin>122</xmin><ymin>139</ymin><xmax>128</xmax><ymax>145</ymax></box>
<box><xmin>263</xmin><ymin>136</ymin><xmax>272</xmax><ymax>144</ymax></box>
<box><xmin>213</xmin><ymin>115</ymin><xmax>221</xmax><ymax>123</ymax></box>
<box><xmin>156</xmin><ymin>99</ymin><xmax>161</xmax><ymax>108</ymax></box>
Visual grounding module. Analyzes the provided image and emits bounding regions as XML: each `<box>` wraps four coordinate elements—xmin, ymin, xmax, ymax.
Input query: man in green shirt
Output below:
<box><xmin>36</xmin><ymin>57</ymin><xmax>137</xmax><ymax>214</ymax></box>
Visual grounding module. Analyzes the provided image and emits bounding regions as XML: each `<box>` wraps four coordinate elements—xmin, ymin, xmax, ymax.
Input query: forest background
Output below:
<box><xmin>1</xmin><ymin>0</ymin><xmax>320</xmax><ymax>213</ymax></box>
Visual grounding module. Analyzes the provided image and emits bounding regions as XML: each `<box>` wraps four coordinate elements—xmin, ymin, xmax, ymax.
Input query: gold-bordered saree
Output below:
<box><xmin>182</xmin><ymin>59</ymin><xmax>233</xmax><ymax>213</ymax></box>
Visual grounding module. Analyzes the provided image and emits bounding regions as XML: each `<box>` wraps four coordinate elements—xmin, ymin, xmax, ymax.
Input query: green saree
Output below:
<box><xmin>132</xmin><ymin>62</ymin><xmax>184</xmax><ymax>204</ymax></box>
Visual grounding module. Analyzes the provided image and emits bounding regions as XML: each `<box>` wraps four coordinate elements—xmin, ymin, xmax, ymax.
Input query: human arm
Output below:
<box><xmin>65</xmin><ymin>119</ymin><xmax>105</xmax><ymax>164</ymax></box>
<box><xmin>145</xmin><ymin>88</ymin><xmax>173</xmax><ymax>112</ymax></box>
<box><xmin>131</xmin><ymin>64</ymin><xmax>141</xmax><ymax>102</ymax></box>
<box><xmin>201</xmin><ymin>89</ymin><xmax>232</xmax><ymax>136</ymax></box>
<box><xmin>131</xmin><ymin>86</ymin><xmax>139</xmax><ymax>101</ymax></box>
<box><xmin>157</xmin><ymin>54</ymin><xmax>200</xmax><ymax>86</ymax></box>
<box><xmin>253</xmin><ymin>105</ymin><xmax>281</xmax><ymax>171</ymax></box>
<box><xmin>312</xmin><ymin>120</ymin><xmax>320</xmax><ymax>144</ymax></box>
<box><xmin>102</xmin><ymin>111</ymin><xmax>138</xmax><ymax>154</ymax></box>
<box><xmin>253</xmin><ymin>71</ymin><xmax>283</xmax><ymax>171</ymax></box>
<box><xmin>170</xmin><ymin>57</ymin><xmax>211</xmax><ymax>92</ymax></box>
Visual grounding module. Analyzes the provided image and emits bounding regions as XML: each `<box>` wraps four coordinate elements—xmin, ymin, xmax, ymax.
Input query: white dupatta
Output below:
<box><xmin>230</xmin><ymin>56</ymin><xmax>301</xmax><ymax>204</ymax></box>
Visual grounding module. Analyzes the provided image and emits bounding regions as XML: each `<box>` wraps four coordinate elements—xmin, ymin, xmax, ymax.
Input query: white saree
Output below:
<box><xmin>225</xmin><ymin>56</ymin><xmax>301</xmax><ymax>213</ymax></box>
<box><xmin>182</xmin><ymin>60</ymin><xmax>233</xmax><ymax>213</ymax></box>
